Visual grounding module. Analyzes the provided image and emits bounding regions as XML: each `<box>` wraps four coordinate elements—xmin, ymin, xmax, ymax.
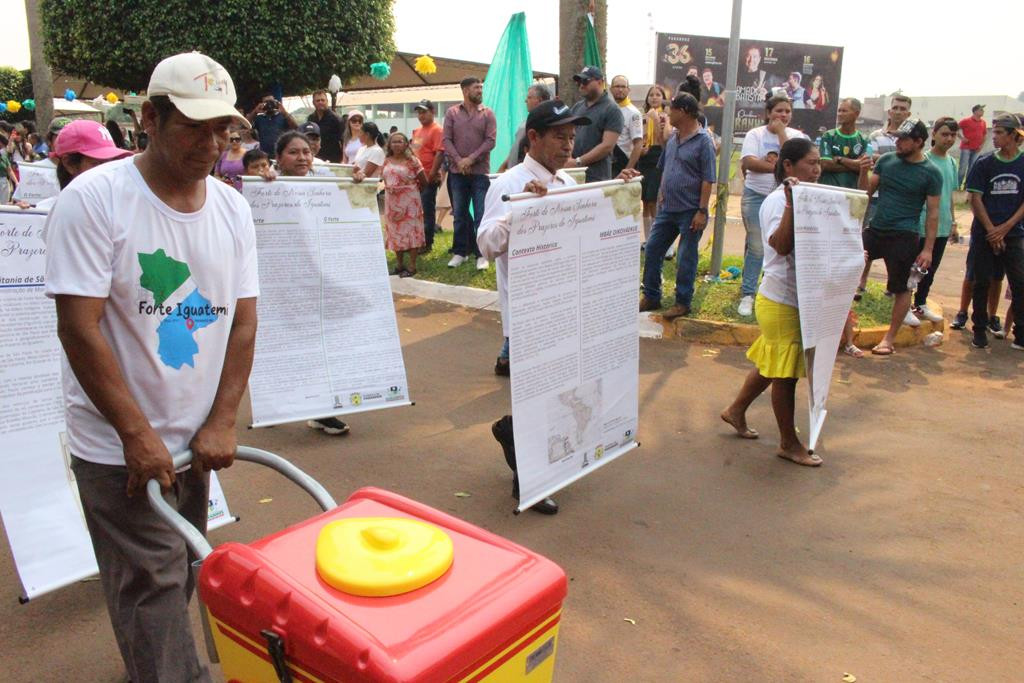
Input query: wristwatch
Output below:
<box><xmin>574</xmin><ymin>156</ymin><xmax>582</xmax><ymax>166</ymax></box>
<box><xmin>696</xmin><ymin>207</ymin><xmax>709</xmax><ymax>215</ymax></box>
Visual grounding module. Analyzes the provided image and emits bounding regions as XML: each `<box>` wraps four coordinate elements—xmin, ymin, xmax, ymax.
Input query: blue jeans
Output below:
<box><xmin>449</xmin><ymin>173</ymin><xmax>489</xmax><ymax>257</ymax></box>
<box><xmin>958</xmin><ymin>148</ymin><xmax>980</xmax><ymax>188</ymax></box>
<box><xmin>499</xmin><ymin>337</ymin><xmax>510</xmax><ymax>360</ymax></box>
<box><xmin>740</xmin><ymin>187</ymin><xmax>768</xmax><ymax>297</ymax></box>
<box><xmin>420</xmin><ymin>182</ymin><xmax>439</xmax><ymax>250</ymax></box>
<box><xmin>642</xmin><ymin>208</ymin><xmax>701</xmax><ymax>306</ymax></box>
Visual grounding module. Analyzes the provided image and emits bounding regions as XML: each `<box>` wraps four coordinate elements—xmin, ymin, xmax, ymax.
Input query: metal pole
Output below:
<box><xmin>709</xmin><ymin>0</ymin><xmax>743</xmax><ymax>278</ymax></box>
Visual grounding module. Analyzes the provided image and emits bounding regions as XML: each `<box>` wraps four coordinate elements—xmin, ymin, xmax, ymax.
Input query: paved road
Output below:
<box><xmin>3</xmin><ymin>293</ymin><xmax>1021</xmax><ymax>682</ymax></box>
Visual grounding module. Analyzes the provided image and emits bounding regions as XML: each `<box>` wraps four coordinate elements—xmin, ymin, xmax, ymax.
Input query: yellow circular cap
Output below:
<box><xmin>315</xmin><ymin>517</ymin><xmax>454</xmax><ymax>597</ymax></box>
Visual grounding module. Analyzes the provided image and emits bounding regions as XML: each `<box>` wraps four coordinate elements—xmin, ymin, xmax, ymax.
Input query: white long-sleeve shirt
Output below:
<box><xmin>477</xmin><ymin>154</ymin><xmax>576</xmax><ymax>336</ymax></box>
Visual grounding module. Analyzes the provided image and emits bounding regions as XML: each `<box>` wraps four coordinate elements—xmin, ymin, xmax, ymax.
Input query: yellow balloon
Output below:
<box><xmin>6</xmin><ymin>100</ymin><xmax>21</xmax><ymax>113</ymax></box>
<box><xmin>105</xmin><ymin>92</ymin><xmax>119</xmax><ymax>104</ymax></box>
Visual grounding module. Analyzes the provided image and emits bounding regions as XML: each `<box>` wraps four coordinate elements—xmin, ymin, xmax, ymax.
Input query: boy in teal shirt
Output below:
<box><xmin>912</xmin><ymin>117</ymin><xmax>959</xmax><ymax>322</ymax></box>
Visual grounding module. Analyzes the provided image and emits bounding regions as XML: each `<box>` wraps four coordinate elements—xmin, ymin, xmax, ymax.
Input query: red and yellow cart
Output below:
<box><xmin>148</xmin><ymin>447</ymin><xmax>567</xmax><ymax>682</ymax></box>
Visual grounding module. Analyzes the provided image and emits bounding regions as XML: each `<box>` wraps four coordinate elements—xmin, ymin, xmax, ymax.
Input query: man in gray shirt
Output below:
<box><xmin>567</xmin><ymin>66</ymin><xmax>624</xmax><ymax>182</ymax></box>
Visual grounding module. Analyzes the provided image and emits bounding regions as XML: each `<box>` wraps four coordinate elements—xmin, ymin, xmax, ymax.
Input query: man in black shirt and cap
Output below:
<box><xmin>567</xmin><ymin>66</ymin><xmax>624</xmax><ymax>182</ymax></box>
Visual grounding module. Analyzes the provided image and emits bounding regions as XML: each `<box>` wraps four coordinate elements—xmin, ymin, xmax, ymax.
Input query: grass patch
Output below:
<box><xmin>393</xmin><ymin>229</ymin><xmax>893</xmax><ymax>328</ymax></box>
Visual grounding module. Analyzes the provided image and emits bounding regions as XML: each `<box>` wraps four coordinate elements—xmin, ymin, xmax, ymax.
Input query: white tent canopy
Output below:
<box><xmin>52</xmin><ymin>98</ymin><xmax>102</xmax><ymax>119</ymax></box>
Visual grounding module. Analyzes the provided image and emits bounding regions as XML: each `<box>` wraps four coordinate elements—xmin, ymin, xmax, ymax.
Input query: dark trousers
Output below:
<box><xmin>71</xmin><ymin>456</ymin><xmax>212</xmax><ymax>683</ymax></box>
<box><xmin>914</xmin><ymin>237</ymin><xmax>948</xmax><ymax>307</ymax></box>
<box><xmin>420</xmin><ymin>181</ymin><xmax>440</xmax><ymax>250</ymax></box>
<box><xmin>449</xmin><ymin>172</ymin><xmax>489</xmax><ymax>257</ymax></box>
<box><xmin>642</xmin><ymin>208</ymin><xmax>701</xmax><ymax>306</ymax></box>
<box><xmin>971</xmin><ymin>235</ymin><xmax>1024</xmax><ymax>341</ymax></box>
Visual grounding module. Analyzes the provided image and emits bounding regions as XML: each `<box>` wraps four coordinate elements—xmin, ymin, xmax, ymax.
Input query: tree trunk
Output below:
<box><xmin>25</xmin><ymin>0</ymin><xmax>54</xmax><ymax>134</ymax></box>
<box><xmin>558</xmin><ymin>0</ymin><xmax>607</xmax><ymax>106</ymax></box>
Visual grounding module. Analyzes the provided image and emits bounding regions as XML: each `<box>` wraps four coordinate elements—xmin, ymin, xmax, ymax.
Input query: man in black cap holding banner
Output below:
<box><xmin>477</xmin><ymin>100</ymin><xmax>638</xmax><ymax>513</ymax></box>
<box><xmin>566</xmin><ymin>66</ymin><xmax>624</xmax><ymax>183</ymax></box>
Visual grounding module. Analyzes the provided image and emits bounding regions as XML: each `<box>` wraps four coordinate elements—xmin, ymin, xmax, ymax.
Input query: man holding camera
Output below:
<box><xmin>247</xmin><ymin>92</ymin><xmax>297</xmax><ymax>158</ymax></box>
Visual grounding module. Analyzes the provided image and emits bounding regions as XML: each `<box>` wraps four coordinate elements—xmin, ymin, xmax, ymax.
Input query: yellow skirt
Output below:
<box><xmin>745</xmin><ymin>294</ymin><xmax>805</xmax><ymax>379</ymax></box>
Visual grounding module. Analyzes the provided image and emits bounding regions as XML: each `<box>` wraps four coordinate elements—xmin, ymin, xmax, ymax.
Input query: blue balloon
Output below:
<box><xmin>64</xmin><ymin>89</ymin><xmax>76</xmax><ymax>102</ymax></box>
<box><xmin>0</xmin><ymin>102</ymin><xmax>7</xmax><ymax>113</ymax></box>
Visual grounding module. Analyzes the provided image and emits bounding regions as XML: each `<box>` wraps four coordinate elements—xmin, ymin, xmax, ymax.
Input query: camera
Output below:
<box><xmin>263</xmin><ymin>100</ymin><xmax>278</xmax><ymax>115</ymax></box>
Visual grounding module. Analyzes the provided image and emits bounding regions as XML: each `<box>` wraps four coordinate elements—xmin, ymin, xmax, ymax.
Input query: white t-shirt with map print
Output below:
<box><xmin>44</xmin><ymin>157</ymin><xmax>259</xmax><ymax>466</ymax></box>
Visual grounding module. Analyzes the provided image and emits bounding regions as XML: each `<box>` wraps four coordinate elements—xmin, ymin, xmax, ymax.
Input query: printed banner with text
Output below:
<box><xmin>792</xmin><ymin>183</ymin><xmax>868</xmax><ymax>452</ymax></box>
<box><xmin>242</xmin><ymin>178</ymin><xmax>411</xmax><ymax>427</ymax></box>
<box><xmin>507</xmin><ymin>181</ymin><xmax>642</xmax><ymax>511</ymax></box>
<box><xmin>11</xmin><ymin>162</ymin><xmax>60</xmax><ymax>204</ymax></box>
<box><xmin>656</xmin><ymin>33</ymin><xmax>843</xmax><ymax>137</ymax></box>
<box><xmin>0</xmin><ymin>209</ymin><xmax>233</xmax><ymax>601</ymax></box>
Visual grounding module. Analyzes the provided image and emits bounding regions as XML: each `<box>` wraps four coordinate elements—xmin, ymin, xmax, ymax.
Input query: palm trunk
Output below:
<box><xmin>558</xmin><ymin>0</ymin><xmax>607</xmax><ymax>106</ymax></box>
<box><xmin>25</xmin><ymin>0</ymin><xmax>54</xmax><ymax>133</ymax></box>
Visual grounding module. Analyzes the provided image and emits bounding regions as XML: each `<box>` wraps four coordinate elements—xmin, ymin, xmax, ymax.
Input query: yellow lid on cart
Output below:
<box><xmin>315</xmin><ymin>517</ymin><xmax>454</xmax><ymax>597</ymax></box>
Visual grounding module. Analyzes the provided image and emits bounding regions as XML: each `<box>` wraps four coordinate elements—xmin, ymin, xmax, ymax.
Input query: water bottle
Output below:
<box><xmin>907</xmin><ymin>264</ymin><xmax>928</xmax><ymax>291</ymax></box>
<box><xmin>865</xmin><ymin>141</ymin><xmax>876</xmax><ymax>158</ymax></box>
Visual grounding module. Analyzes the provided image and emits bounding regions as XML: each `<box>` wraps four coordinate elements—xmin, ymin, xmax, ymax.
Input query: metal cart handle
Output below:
<box><xmin>145</xmin><ymin>446</ymin><xmax>338</xmax><ymax>560</ymax></box>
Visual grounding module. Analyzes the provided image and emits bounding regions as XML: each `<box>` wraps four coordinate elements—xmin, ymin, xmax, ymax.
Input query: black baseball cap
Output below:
<box><xmin>298</xmin><ymin>121</ymin><xmax>320</xmax><ymax>137</ymax></box>
<box><xmin>971</xmin><ymin>104</ymin><xmax>985</xmax><ymax>113</ymax></box>
<box><xmin>894</xmin><ymin>118</ymin><xmax>928</xmax><ymax>141</ymax></box>
<box><xmin>992</xmin><ymin>113</ymin><xmax>1024</xmax><ymax>135</ymax></box>
<box><xmin>525</xmin><ymin>100</ymin><xmax>591</xmax><ymax>132</ymax></box>
<box><xmin>413</xmin><ymin>99</ymin><xmax>435</xmax><ymax>112</ymax></box>
<box><xmin>572</xmin><ymin>66</ymin><xmax>605</xmax><ymax>83</ymax></box>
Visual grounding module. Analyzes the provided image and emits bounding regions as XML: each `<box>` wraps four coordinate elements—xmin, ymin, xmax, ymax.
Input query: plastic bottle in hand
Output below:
<box><xmin>907</xmin><ymin>264</ymin><xmax>928</xmax><ymax>291</ymax></box>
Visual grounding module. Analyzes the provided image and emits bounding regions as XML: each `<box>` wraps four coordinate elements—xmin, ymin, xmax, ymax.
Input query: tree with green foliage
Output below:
<box><xmin>0</xmin><ymin>67</ymin><xmax>34</xmax><ymax>123</ymax></box>
<box><xmin>40</xmin><ymin>0</ymin><xmax>396</xmax><ymax>107</ymax></box>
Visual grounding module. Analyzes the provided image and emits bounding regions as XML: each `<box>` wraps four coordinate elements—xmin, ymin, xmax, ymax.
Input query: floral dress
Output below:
<box><xmin>381</xmin><ymin>156</ymin><xmax>426</xmax><ymax>252</ymax></box>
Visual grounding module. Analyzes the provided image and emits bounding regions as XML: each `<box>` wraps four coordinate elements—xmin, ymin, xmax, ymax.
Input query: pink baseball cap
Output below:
<box><xmin>52</xmin><ymin>120</ymin><xmax>134</xmax><ymax>161</ymax></box>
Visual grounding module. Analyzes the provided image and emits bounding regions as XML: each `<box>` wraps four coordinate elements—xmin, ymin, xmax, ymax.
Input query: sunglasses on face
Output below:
<box><xmin>229</xmin><ymin>137</ymin><xmax>241</xmax><ymax>142</ymax></box>
<box><xmin>350</xmin><ymin>118</ymin><xmax>363</xmax><ymax>123</ymax></box>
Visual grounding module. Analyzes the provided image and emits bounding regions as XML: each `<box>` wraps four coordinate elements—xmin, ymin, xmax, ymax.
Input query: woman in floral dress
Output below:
<box><xmin>381</xmin><ymin>132</ymin><xmax>428</xmax><ymax>276</ymax></box>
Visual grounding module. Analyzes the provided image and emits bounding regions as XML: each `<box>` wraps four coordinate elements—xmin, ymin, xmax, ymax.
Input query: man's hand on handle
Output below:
<box><xmin>123</xmin><ymin>429</ymin><xmax>175</xmax><ymax>496</ymax></box>
<box><xmin>190</xmin><ymin>423</ymin><xmax>237</xmax><ymax>472</ymax></box>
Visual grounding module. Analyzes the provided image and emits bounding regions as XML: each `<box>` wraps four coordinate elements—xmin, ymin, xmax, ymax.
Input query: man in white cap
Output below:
<box><xmin>44</xmin><ymin>52</ymin><xmax>258</xmax><ymax>682</ymax></box>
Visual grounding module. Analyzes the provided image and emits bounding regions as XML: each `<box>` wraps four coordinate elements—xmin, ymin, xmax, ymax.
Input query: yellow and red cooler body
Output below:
<box><xmin>199</xmin><ymin>487</ymin><xmax>567</xmax><ymax>682</ymax></box>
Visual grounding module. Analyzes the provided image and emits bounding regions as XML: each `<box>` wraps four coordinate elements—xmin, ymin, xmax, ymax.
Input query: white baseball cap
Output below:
<box><xmin>147</xmin><ymin>51</ymin><xmax>249</xmax><ymax>127</ymax></box>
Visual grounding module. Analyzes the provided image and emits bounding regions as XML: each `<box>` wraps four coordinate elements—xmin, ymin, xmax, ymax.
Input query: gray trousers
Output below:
<box><xmin>71</xmin><ymin>456</ymin><xmax>212</xmax><ymax>683</ymax></box>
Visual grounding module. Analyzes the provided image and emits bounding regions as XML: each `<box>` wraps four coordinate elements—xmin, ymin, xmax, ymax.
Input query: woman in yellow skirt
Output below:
<box><xmin>721</xmin><ymin>138</ymin><xmax>822</xmax><ymax>466</ymax></box>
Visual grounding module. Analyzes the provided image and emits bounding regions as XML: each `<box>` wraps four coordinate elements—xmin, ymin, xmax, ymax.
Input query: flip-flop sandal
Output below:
<box><xmin>871</xmin><ymin>343</ymin><xmax>895</xmax><ymax>356</ymax></box>
<box><xmin>777</xmin><ymin>451</ymin><xmax>823</xmax><ymax>467</ymax></box>
<box><xmin>843</xmin><ymin>343</ymin><xmax>864</xmax><ymax>358</ymax></box>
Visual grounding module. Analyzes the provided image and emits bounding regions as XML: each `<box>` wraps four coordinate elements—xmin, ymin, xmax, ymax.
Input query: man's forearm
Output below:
<box><xmin>627</xmin><ymin>140</ymin><xmax>643</xmax><ymax>170</ymax></box>
<box><xmin>579</xmin><ymin>140</ymin><xmax>616</xmax><ymax>166</ymax></box>
<box><xmin>820</xmin><ymin>158</ymin><xmax>845</xmax><ymax>173</ymax></box>
<box><xmin>970</xmin><ymin>194</ymin><xmax>996</xmax><ymax>232</ymax></box>
<box><xmin>202</xmin><ymin>299</ymin><xmax>257</xmax><ymax>429</ymax></box>
<box><xmin>698</xmin><ymin>181</ymin><xmax>713</xmax><ymax>208</ymax></box>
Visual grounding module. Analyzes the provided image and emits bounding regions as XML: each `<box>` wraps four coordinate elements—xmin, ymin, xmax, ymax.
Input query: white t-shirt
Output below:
<box><xmin>741</xmin><ymin>125</ymin><xmax>809</xmax><ymax>195</ymax></box>
<box><xmin>616</xmin><ymin>103</ymin><xmax>644</xmax><ymax>158</ymax></box>
<box><xmin>757</xmin><ymin>187</ymin><xmax>797</xmax><ymax>308</ymax></box>
<box><xmin>344</xmin><ymin>138</ymin><xmax>364</xmax><ymax>163</ymax></box>
<box><xmin>44</xmin><ymin>157</ymin><xmax>259</xmax><ymax>465</ymax></box>
<box><xmin>353</xmin><ymin>143</ymin><xmax>385</xmax><ymax>172</ymax></box>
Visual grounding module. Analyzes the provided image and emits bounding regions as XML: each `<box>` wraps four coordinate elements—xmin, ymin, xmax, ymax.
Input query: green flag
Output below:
<box><xmin>583</xmin><ymin>14</ymin><xmax>602</xmax><ymax>70</ymax></box>
<box><xmin>483</xmin><ymin>12</ymin><xmax>533</xmax><ymax>173</ymax></box>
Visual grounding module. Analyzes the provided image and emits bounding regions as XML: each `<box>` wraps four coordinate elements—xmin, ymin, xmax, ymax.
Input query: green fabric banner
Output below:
<box><xmin>583</xmin><ymin>15</ymin><xmax>602</xmax><ymax>70</ymax></box>
<box><xmin>483</xmin><ymin>12</ymin><xmax>533</xmax><ymax>172</ymax></box>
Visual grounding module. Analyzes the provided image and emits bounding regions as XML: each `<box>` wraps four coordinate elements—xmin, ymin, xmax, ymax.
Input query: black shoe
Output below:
<box><xmin>950</xmin><ymin>310</ymin><xmax>968</xmax><ymax>329</ymax></box>
<box><xmin>307</xmin><ymin>417</ymin><xmax>350</xmax><ymax>435</ymax></box>
<box><xmin>971</xmin><ymin>329</ymin><xmax>989</xmax><ymax>349</ymax></box>
<box><xmin>492</xmin><ymin>416</ymin><xmax>516</xmax><ymax>472</ymax></box>
<box><xmin>529</xmin><ymin>497</ymin><xmax>559</xmax><ymax>515</ymax></box>
<box><xmin>988</xmin><ymin>316</ymin><xmax>1005</xmax><ymax>339</ymax></box>
<box><xmin>494</xmin><ymin>357</ymin><xmax>510</xmax><ymax>376</ymax></box>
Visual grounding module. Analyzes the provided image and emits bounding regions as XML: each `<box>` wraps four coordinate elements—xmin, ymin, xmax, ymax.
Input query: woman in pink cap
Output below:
<box><xmin>27</xmin><ymin>119</ymin><xmax>134</xmax><ymax>210</ymax></box>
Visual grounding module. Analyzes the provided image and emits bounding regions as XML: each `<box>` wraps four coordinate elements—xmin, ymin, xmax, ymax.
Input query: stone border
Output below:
<box><xmin>647</xmin><ymin>301</ymin><xmax>945</xmax><ymax>348</ymax></box>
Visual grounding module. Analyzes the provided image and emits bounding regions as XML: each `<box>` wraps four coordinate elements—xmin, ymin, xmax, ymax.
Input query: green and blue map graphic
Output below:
<box><xmin>138</xmin><ymin>249</ymin><xmax>223</xmax><ymax>370</ymax></box>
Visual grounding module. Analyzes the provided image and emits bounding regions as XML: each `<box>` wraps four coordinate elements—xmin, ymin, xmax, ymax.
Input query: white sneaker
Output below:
<box><xmin>737</xmin><ymin>295</ymin><xmax>754</xmax><ymax>317</ymax></box>
<box><xmin>476</xmin><ymin>257</ymin><xmax>489</xmax><ymax>270</ymax></box>
<box><xmin>447</xmin><ymin>254</ymin><xmax>466</xmax><ymax>268</ymax></box>
<box><xmin>664</xmin><ymin>244</ymin><xmax>677</xmax><ymax>261</ymax></box>
<box><xmin>916</xmin><ymin>305</ymin><xmax>943</xmax><ymax>323</ymax></box>
<box><xmin>903</xmin><ymin>309</ymin><xmax>921</xmax><ymax>327</ymax></box>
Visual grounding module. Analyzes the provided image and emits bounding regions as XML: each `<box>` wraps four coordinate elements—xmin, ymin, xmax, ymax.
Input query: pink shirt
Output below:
<box><xmin>442</xmin><ymin>102</ymin><xmax>496</xmax><ymax>175</ymax></box>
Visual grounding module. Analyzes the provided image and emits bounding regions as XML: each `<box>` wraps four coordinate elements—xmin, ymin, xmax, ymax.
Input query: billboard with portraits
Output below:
<box><xmin>654</xmin><ymin>33</ymin><xmax>844</xmax><ymax>137</ymax></box>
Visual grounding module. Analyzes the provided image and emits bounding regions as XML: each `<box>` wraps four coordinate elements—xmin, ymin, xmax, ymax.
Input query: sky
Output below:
<box><xmin>2</xmin><ymin>1</ymin><xmax>1019</xmax><ymax>100</ymax></box>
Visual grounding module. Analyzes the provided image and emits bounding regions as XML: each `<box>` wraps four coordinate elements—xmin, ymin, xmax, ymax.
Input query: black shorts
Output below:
<box><xmin>966</xmin><ymin>233</ymin><xmax>1006</xmax><ymax>282</ymax></box>
<box><xmin>638</xmin><ymin>146</ymin><xmax>662</xmax><ymax>203</ymax></box>
<box><xmin>863</xmin><ymin>228</ymin><xmax>919</xmax><ymax>294</ymax></box>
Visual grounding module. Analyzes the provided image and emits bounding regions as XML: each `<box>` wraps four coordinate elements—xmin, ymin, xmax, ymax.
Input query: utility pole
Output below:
<box><xmin>708</xmin><ymin>0</ymin><xmax>742</xmax><ymax>278</ymax></box>
<box><xmin>24</xmin><ymin>0</ymin><xmax>54</xmax><ymax>133</ymax></box>
<box><xmin>558</xmin><ymin>0</ymin><xmax>607</xmax><ymax>105</ymax></box>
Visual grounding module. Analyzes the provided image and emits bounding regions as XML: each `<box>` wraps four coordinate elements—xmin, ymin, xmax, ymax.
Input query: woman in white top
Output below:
<box><xmin>721</xmin><ymin>138</ymin><xmax>823</xmax><ymax>467</ymax></box>
<box><xmin>341</xmin><ymin>109</ymin><xmax>366</xmax><ymax>163</ymax></box>
<box><xmin>351</xmin><ymin>122</ymin><xmax>386</xmax><ymax>177</ymax></box>
<box><xmin>737</xmin><ymin>93</ymin><xmax>808</xmax><ymax>317</ymax></box>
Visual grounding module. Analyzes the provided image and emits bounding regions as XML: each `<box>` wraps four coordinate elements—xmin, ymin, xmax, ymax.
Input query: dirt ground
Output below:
<box><xmin>2</xmin><ymin>217</ymin><xmax>1022</xmax><ymax>682</ymax></box>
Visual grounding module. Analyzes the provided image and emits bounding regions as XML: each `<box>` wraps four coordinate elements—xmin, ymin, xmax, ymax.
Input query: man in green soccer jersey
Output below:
<box><xmin>819</xmin><ymin>98</ymin><xmax>872</xmax><ymax>188</ymax></box>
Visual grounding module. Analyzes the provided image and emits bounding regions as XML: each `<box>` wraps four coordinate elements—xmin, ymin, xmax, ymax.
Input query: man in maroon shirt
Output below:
<box><xmin>443</xmin><ymin>77</ymin><xmax>497</xmax><ymax>270</ymax></box>
<box><xmin>958</xmin><ymin>104</ymin><xmax>987</xmax><ymax>188</ymax></box>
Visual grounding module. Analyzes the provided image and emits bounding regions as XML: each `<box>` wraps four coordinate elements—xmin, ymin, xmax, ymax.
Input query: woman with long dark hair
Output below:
<box><xmin>737</xmin><ymin>93</ymin><xmax>808</xmax><ymax>317</ymax></box>
<box><xmin>352</xmin><ymin>121</ymin><xmax>386</xmax><ymax>177</ymax></box>
<box><xmin>721</xmin><ymin>138</ymin><xmax>822</xmax><ymax>466</ymax></box>
<box><xmin>639</xmin><ymin>85</ymin><xmax>670</xmax><ymax>240</ymax></box>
